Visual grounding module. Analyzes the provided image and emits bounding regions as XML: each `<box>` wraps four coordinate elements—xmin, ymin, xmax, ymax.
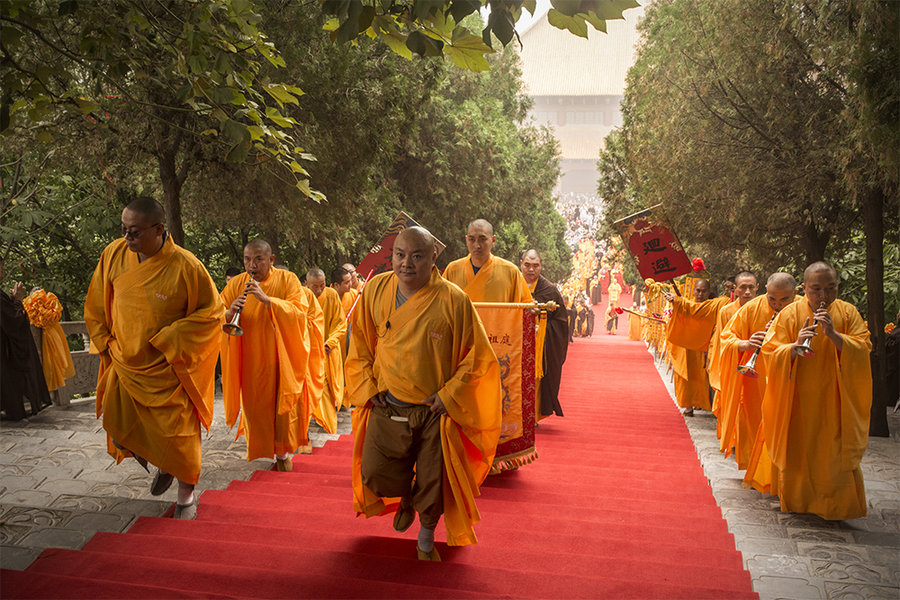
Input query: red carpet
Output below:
<box><xmin>2</xmin><ymin>310</ymin><xmax>757</xmax><ymax>599</ymax></box>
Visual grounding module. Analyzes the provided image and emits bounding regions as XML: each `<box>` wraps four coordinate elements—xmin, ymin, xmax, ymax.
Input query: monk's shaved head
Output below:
<box><xmin>522</xmin><ymin>249</ymin><xmax>542</xmax><ymax>263</ymax></box>
<box><xmin>803</xmin><ymin>261</ymin><xmax>837</xmax><ymax>283</ymax></box>
<box><xmin>766</xmin><ymin>272</ymin><xmax>797</xmax><ymax>291</ymax></box>
<box><xmin>467</xmin><ymin>219</ymin><xmax>494</xmax><ymax>236</ymax></box>
<box><xmin>124</xmin><ymin>197</ymin><xmax>165</xmax><ymax>225</ymax></box>
<box><xmin>306</xmin><ymin>267</ymin><xmax>326</xmax><ymax>297</ymax></box>
<box><xmin>734</xmin><ymin>271</ymin><xmax>756</xmax><ymax>284</ymax></box>
<box><xmin>245</xmin><ymin>238</ymin><xmax>272</xmax><ymax>255</ymax></box>
<box><xmin>306</xmin><ymin>267</ymin><xmax>325</xmax><ymax>281</ymax></box>
<box><xmin>397</xmin><ymin>226</ymin><xmax>435</xmax><ymax>250</ymax></box>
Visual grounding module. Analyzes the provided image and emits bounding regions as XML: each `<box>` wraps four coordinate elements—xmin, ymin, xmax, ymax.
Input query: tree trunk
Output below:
<box><xmin>863</xmin><ymin>186</ymin><xmax>889</xmax><ymax>436</ymax></box>
<box><xmin>159</xmin><ymin>148</ymin><xmax>185</xmax><ymax>247</ymax></box>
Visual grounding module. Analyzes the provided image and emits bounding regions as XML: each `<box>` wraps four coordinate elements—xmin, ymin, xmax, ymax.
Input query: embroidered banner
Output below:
<box><xmin>357</xmin><ymin>211</ymin><xmax>446</xmax><ymax>278</ymax></box>
<box><xmin>614</xmin><ymin>205</ymin><xmax>693</xmax><ymax>281</ymax></box>
<box><xmin>474</xmin><ymin>305</ymin><xmax>537</xmax><ymax>473</ymax></box>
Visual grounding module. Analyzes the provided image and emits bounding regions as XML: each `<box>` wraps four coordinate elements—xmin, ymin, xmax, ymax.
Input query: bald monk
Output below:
<box><xmin>520</xmin><ymin>249</ymin><xmax>568</xmax><ymax>420</ymax></box>
<box><xmin>663</xmin><ymin>280</ymin><xmax>730</xmax><ymax>416</ymax></box>
<box><xmin>347</xmin><ymin>227</ymin><xmax>501</xmax><ymax>561</ymax></box>
<box><xmin>758</xmin><ymin>262</ymin><xmax>872</xmax><ymax>520</ymax></box>
<box><xmin>717</xmin><ymin>273</ymin><xmax>797</xmax><ymax>474</ymax></box>
<box><xmin>343</xmin><ymin>262</ymin><xmax>363</xmax><ymax>291</ymax></box>
<box><xmin>708</xmin><ymin>272</ymin><xmax>757</xmax><ymax>399</ymax></box>
<box><xmin>220</xmin><ymin>239</ymin><xmax>316</xmax><ymax>472</ymax></box>
<box><xmin>443</xmin><ymin>219</ymin><xmax>532</xmax><ymax>303</ymax></box>
<box><xmin>84</xmin><ymin>197</ymin><xmax>224</xmax><ymax>519</ymax></box>
<box><xmin>306</xmin><ymin>267</ymin><xmax>347</xmax><ymax>431</ymax></box>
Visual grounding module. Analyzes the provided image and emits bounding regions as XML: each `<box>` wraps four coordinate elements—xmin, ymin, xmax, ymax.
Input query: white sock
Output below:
<box><xmin>177</xmin><ymin>481</ymin><xmax>195</xmax><ymax>505</ymax></box>
<box><xmin>417</xmin><ymin>526</ymin><xmax>435</xmax><ymax>553</ymax></box>
<box><xmin>276</xmin><ymin>452</ymin><xmax>290</xmax><ymax>460</ymax></box>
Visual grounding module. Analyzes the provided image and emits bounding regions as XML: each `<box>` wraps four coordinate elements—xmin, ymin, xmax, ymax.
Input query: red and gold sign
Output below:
<box><xmin>614</xmin><ymin>205</ymin><xmax>693</xmax><ymax>281</ymax></box>
<box><xmin>356</xmin><ymin>211</ymin><xmax>446</xmax><ymax>278</ymax></box>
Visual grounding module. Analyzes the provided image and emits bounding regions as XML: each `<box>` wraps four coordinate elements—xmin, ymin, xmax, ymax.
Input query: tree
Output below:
<box><xmin>598</xmin><ymin>0</ymin><xmax>898</xmax><ymax>433</ymax></box>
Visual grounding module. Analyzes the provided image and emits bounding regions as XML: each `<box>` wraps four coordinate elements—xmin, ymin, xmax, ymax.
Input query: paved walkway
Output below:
<box><xmin>651</xmin><ymin>351</ymin><xmax>900</xmax><ymax>600</ymax></box>
<box><xmin>1</xmin><ymin>356</ymin><xmax>898</xmax><ymax>599</ymax></box>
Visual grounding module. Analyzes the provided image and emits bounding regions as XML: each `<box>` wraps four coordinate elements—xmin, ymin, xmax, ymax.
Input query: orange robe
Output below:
<box><xmin>220</xmin><ymin>269</ymin><xmax>314</xmax><ymax>460</ymax></box>
<box><xmin>443</xmin><ymin>254</ymin><xmax>532</xmax><ymax>303</ymax></box>
<box><xmin>627</xmin><ymin>311</ymin><xmax>642</xmax><ymax>341</ymax></box>
<box><xmin>666</xmin><ymin>296</ymin><xmax>730</xmax><ymax>410</ymax></box>
<box><xmin>317</xmin><ymin>287</ymin><xmax>347</xmax><ymax>413</ymax></box>
<box><xmin>23</xmin><ymin>290</ymin><xmax>75</xmax><ymax>392</ymax></box>
<box><xmin>346</xmin><ymin>267</ymin><xmax>501</xmax><ymax>546</ymax></box>
<box><xmin>759</xmin><ymin>298</ymin><xmax>872</xmax><ymax>519</ymax></box>
<box><xmin>84</xmin><ymin>237</ymin><xmax>224</xmax><ymax>484</ymax></box>
<box><xmin>297</xmin><ymin>286</ymin><xmax>331</xmax><ymax>433</ymax></box>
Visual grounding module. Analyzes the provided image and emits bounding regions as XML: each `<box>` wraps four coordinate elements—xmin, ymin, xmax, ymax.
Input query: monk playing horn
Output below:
<box><xmin>758</xmin><ymin>262</ymin><xmax>872</xmax><ymax>520</ymax></box>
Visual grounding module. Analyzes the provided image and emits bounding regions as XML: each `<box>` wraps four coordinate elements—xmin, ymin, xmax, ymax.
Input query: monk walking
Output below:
<box><xmin>84</xmin><ymin>197</ymin><xmax>224</xmax><ymax>519</ymax></box>
<box><xmin>759</xmin><ymin>262</ymin><xmax>871</xmax><ymax>520</ymax></box>
<box><xmin>306</xmin><ymin>267</ymin><xmax>347</xmax><ymax>431</ymax></box>
<box><xmin>347</xmin><ymin>227</ymin><xmax>501</xmax><ymax>561</ymax></box>
<box><xmin>663</xmin><ymin>280</ymin><xmax>730</xmax><ymax>416</ymax></box>
<box><xmin>443</xmin><ymin>219</ymin><xmax>532</xmax><ymax>303</ymax></box>
<box><xmin>520</xmin><ymin>249</ymin><xmax>568</xmax><ymax>420</ymax></box>
<box><xmin>220</xmin><ymin>239</ymin><xmax>319</xmax><ymax>472</ymax></box>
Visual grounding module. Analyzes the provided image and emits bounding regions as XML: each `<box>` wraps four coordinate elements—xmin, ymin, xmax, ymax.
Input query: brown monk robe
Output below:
<box><xmin>520</xmin><ymin>250</ymin><xmax>568</xmax><ymax>420</ymax></box>
<box><xmin>84</xmin><ymin>197</ymin><xmax>224</xmax><ymax>519</ymax></box>
<box><xmin>442</xmin><ymin>219</ymin><xmax>532</xmax><ymax>303</ymax></box>
<box><xmin>758</xmin><ymin>262</ymin><xmax>872</xmax><ymax>520</ymax></box>
<box><xmin>664</xmin><ymin>280</ymin><xmax>730</xmax><ymax>416</ymax></box>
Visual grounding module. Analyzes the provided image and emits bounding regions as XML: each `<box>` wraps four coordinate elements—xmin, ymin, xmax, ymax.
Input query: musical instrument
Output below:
<box><xmin>795</xmin><ymin>301</ymin><xmax>826</xmax><ymax>358</ymax></box>
<box><xmin>222</xmin><ymin>275</ymin><xmax>256</xmax><ymax>337</ymax></box>
<box><xmin>737</xmin><ymin>314</ymin><xmax>777</xmax><ymax>378</ymax></box>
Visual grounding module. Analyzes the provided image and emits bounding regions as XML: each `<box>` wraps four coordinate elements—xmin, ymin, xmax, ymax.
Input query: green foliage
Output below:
<box><xmin>597</xmin><ymin>0</ymin><xmax>898</xmax><ymax>315</ymax></box>
<box><xmin>1</xmin><ymin>0</ymin><xmax>317</xmax><ymax>196</ymax></box>
<box><xmin>322</xmin><ymin>0</ymin><xmax>638</xmax><ymax>65</ymax></box>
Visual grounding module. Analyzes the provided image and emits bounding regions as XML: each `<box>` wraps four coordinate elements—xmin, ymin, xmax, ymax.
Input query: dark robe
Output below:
<box><xmin>567</xmin><ymin>304</ymin><xmax>576</xmax><ymax>343</ymax></box>
<box><xmin>1</xmin><ymin>291</ymin><xmax>50</xmax><ymax>420</ymax></box>
<box><xmin>532</xmin><ymin>276</ymin><xmax>568</xmax><ymax>417</ymax></box>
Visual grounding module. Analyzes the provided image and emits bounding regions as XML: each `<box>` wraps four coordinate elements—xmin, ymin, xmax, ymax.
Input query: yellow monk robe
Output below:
<box><xmin>717</xmin><ymin>296</ymin><xmax>777</xmax><ymax>468</ymax></box>
<box><xmin>666</xmin><ymin>296</ymin><xmax>730</xmax><ymax>410</ymax></box>
<box><xmin>220</xmin><ymin>269</ymin><xmax>313</xmax><ymax>460</ymax></box>
<box><xmin>299</xmin><ymin>285</ymin><xmax>328</xmax><ymax>433</ymax></box>
<box><xmin>347</xmin><ymin>267</ymin><xmax>502</xmax><ymax>546</ymax></box>
<box><xmin>443</xmin><ymin>254</ymin><xmax>533</xmax><ymax>303</ymax></box>
<box><xmin>23</xmin><ymin>290</ymin><xmax>75</xmax><ymax>391</ymax></box>
<box><xmin>708</xmin><ymin>299</ymin><xmax>741</xmax><ymax>440</ymax></box>
<box><xmin>341</xmin><ymin>287</ymin><xmax>360</xmax><ymax>318</ymax></box>
<box><xmin>627</xmin><ymin>310</ymin><xmax>642</xmax><ymax>341</ymax></box>
<box><xmin>759</xmin><ymin>299</ymin><xmax>872</xmax><ymax>520</ymax></box>
<box><xmin>84</xmin><ymin>237</ymin><xmax>224</xmax><ymax>484</ymax></box>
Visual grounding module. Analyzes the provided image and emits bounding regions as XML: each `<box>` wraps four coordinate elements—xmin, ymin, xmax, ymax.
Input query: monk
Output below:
<box><xmin>347</xmin><ymin>227</ymin><xmax>501</xmax><ymax>561</ymax></box>
<box><xmin>84</xmin><ymin>197</ymin><xmax>224</xmax><ymax>519</ymax></box>
<box><xmin>220</xmin><ymin>239</ymin><xmax>317</xmax><ymax>472</ymax></box>
<box><xmin>608</xmin><ymin>279</ymin><xmax>622</xmax><ymax>308</ymax></box>
<box><xmin>306</xmin><ymin>267</ymin><xmax>347</xmax><ymax>431</ymax></box>
<box><xmin>717</xmin><ymin>273</ymin><xmax>796</xmax><ymax>473</ymax></box>
<box><xmin>759</xmin><ymin>262</ymin><xmax>872</xmax><ymax>520</ymax></box>
<box><xmin>708</xmin><ymin>272</ymin><xmax>757</xmax><ymax>399</ymax></box>
<box><xmin>627</xmin><ymin>302</ymin><xmax>642</xmax><ymax>341</ymax></box>
<box><xmin>332</xmin><ymin>266</ymin><xmax>358</xmax><ymax>320</ymax></box>
<box><xmin>442</xmin><ymin>219</ymin><xmax>532</xmax><ymax>303</ymax></box>
<box><xmin>520</xmin><ymin>249</ymin><xmax>568</xmax><ymax>420</ymax></box>
<box><xmin>343</xmin><ymin>262</ymin><xmax>363</xmax><ymax>291</ymax></box>
<box><xmin>663</xmin><ymin>280</ymin><xmax>730</xmax><ymax>416</ymax></box>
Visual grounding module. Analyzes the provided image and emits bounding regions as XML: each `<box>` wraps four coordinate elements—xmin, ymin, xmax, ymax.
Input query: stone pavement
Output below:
<box><xmin>2</xmin><ymin>371</ymin><xmax>898</xmax><ymax>600</ymax></box>
<box><xmin>652</xmin><ymin>352</ymin><xmax>900</xmax><ymax>600</ymax></box>
<box><xmin>0</xmin><ymin>393</ymin><xmax>350</xmax><ymax>571</ymax></box>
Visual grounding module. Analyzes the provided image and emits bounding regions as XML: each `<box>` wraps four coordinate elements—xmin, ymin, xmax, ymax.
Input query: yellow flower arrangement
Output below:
<box><xmin>22</xmin><ymin>289</ymin><xmax>63</xmax><ymax>329</ymax></box>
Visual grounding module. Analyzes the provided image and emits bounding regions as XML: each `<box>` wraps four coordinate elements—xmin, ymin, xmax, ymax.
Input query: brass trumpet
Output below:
<box><xmin>222</xmin><ymin>275</ymin><xmax>256</xmax><ymax>337</ymax></box>
<box><xmin>795</xmin><ymin>301</ymin><xmax>826</xmax><ymax>358</ymax></box>
<box><xmin>737</xmin><ymin>314</ymin><xmax>777</xmax><ymax>378</ymax></box>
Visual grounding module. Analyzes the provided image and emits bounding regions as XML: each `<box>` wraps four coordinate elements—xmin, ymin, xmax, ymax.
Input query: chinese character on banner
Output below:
<box><xmin>356</xmin><ymin>211</ymin><xmax>446</xmax><ymax>279</ymax></box>
<box><xmin>614</xmin><ymin>205</ymin><xmax>693</xmax><ymax>281</ymax></box>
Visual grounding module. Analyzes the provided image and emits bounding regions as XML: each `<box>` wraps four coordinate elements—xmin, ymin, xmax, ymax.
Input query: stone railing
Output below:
<box><xmin>30</xmin><ymin>321</ymin><xmax>100</xmax><ymax>407</ymax></box>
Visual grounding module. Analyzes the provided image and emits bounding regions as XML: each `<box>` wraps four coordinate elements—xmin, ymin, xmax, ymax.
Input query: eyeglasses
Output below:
<box><xmin>122</xmin><ymin>223</ymin><xmax>160</xmax><ymax>239</ymax></box>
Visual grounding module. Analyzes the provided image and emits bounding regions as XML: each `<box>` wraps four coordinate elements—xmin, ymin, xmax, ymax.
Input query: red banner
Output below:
<box><xmin>357</xmin><ymin>211</ymin><xmax>446</xmax><ymax>278</ymax></box>
<box><xmin>614</xmin><ymin>205</ymin><xmax>693</xmax><ymax>281</ymax></box>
